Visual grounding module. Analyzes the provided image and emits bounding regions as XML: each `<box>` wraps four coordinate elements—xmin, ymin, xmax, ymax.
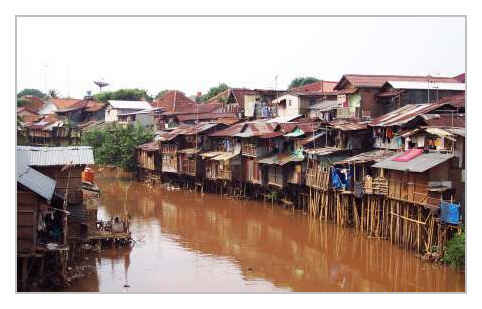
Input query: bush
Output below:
<box><xmin>82</xmin><ymin>123</ymin><xmax>154</xmax><ymax>172</ymax></box>
<box><xmin>442</xmin><ymin>228</ymin><xmax>465</xmax><ymax>268</ymax></box>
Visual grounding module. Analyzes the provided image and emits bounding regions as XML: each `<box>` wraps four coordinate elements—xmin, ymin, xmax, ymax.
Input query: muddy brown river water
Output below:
<box><xmin>66</xmin><ymin>174</ymin><xmax>465</xmax><ymax>292</ymax></box>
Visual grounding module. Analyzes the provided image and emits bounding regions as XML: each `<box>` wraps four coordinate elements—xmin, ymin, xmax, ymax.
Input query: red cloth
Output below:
<box><xmin>392</xmin><ymin>149</ymin><xmax>423</xmax><ymax>162</ymax></box>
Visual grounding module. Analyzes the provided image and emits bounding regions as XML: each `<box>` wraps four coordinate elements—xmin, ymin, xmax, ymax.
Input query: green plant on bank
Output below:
<box><xmin>81</xmin><ymin>123</ymin><xmax>154</xmax><ymax>172</ymax></box>
<box><xmin>442</xmin><ymin>228</ymin><xmax>465</xmax><ymax>268</ymax></box>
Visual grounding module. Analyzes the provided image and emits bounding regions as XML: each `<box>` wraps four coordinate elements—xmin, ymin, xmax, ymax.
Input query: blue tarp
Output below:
<box><xmin>440</xmin><ymin>201</ymin><xmax>460</xmax><ymax>225</ymax></box>
<box><xmin>331</xmin><ymin>167</ymin><xmax>352</xmax><ymax>190</ymax></box>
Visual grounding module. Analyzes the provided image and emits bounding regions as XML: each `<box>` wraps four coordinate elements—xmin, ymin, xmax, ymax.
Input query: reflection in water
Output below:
<box><xmin>67</xmin><ymin>173</ymin><xmax>465</xmax><ymax>292</ymax></box>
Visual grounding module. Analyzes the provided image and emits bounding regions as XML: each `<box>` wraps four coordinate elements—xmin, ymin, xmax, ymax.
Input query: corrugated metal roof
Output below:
<box><xmin>369</xmin><ymin>102</ymin><xmax>455</xmax><ymax>127</ymax></box>
<box><xmin>199</xmin><ymin>151</ymin><xmax>225</xmax><ymax>158</ymax></box>
<box><xmin>303</xmin><ymin>147</ymin><xmax>343</xmax><ymax>156</ymax></box>
<box><xmin>372</xmin><ymin>151</ymin><xmax>454</xmax><ymax>173</ymax></box>
<box><xmin>329</xmin><ymin>119</ymin><xmax>369</xmax><ymax>131</ymax></box>
<box><xmin>17</xmin><ymin>151</ymin><xmax>56</xmax><ymax>201</ymax></box>
<box><xmin>446</xmin><ymin>128</ymin><xmax>465</xmax><ymax>137</ymax></box>
<box><xmin>334</xmin><ymin>74</ymin><xmax>461</xmax><ymax>90</ymax></box>
<box><xmin>213</xmin><ymin>152</ymin><xmax>240</xmax><ymax>161</ymax></box>
<box><xmin>257</xmin><ymin>153</ymin><xmax>304</xmax><ymax>166</ymax></box>
<box><xmin>387</xmin><ymin>81</ymin><xmax>466</xmax><ymax>91</ymax></box>
<box><xmin>334</xmin><ymin>149</ymin><xmax>396</xmax><ymax>165</ymax></box>
<box><xmin>310</xmin><ymin>100</ymin><xmax>341</xmax><ymax>111</ymax></box>
<box><xmin>137</xmin><ymin>141</ymin><xmax>159</xmax><ymax>152</ymax></box>
<box><xmin>108</xmin><ymin>100</ymin><xmax>152</xmax><ymax>110</ymax></box>
<box><xmin>17</xmin><ymin>146</ymin><xmax>94</xmax><ymax>166</ymax></box>
<box><xmin>177</xmin><ymin>148</ymin><xmax>201</xmax><ymax>154</ymax></box>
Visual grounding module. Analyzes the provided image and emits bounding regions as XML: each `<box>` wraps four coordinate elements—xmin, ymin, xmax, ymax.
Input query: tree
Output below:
<box><xmin>288</xmin><ymin>77</ymin><xmax>320</xmax><ymax>89</ymax></box>
<box><xmin>94</xmin><ymin>88</ymin><xmax>152</xmax><ymax>103</ymax></box>
<box><xmin>16</xmin><ymin>97</ymin><xmax>31</xmax><ymax>107</ymax></box>
<box><xmin>48</xmin><ymin>89</ymin><xmax>60</xmax><ymax>99</ymax></box>
<box><xmin>81</xmin><ymin>123</ymin><xmax>154</xmax><ymax>172</ymax></box>
<box><xmin>155</xmin><ymin>90</ymin><xmax>169</xmax><ymax>100</ymax></box>
<box><xmin>200</xmin><ymin>83</ymin><xmax>229</xmax><ymax>102</ymax></box>
<box><xmin>17</xmin><ymin>88</ymin><xmax>46</xmax><ymax>99</ymax></box>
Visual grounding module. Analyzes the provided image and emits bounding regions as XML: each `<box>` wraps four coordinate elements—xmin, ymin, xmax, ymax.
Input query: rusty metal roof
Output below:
<box><xmin>369</xmin><ymin>102</ymin><xmax>456</xmax><ymax>127</ymax></box>
<box><xmin>418</xmin><ymin>114</ymin><xmax>465</xmax><ymax>128</ymax></box>
<box><xmin>328</xmin><ymin>119</ymin><xmax>369</xmax><ymax>131</ymax></box>
<box><xmin>178</xmin><ymin>148</ymin><xmax>201</xmax><ymax>154</ymax></box>
<box><xmin>257</xmin><ymin>153</ymin><xmax>304</xmax><ymax>166</ymax></box>
<box><xmin>176</xmin><ymin>112</ymin><xmax>236</xmax><ymax>122</ymax></box>
<box><xmin>334</xmin><ymin>149</ymin><xmax>396</xmax><ymax>165</ymax></box>
<box><xmin>137</xmin><ymin>141</ymin><xmax>159</xmax><ymax>152</ymax></box>
<box><xmin>209</xmin><ymin>122</ymin><xmax>247</xmax><ymax>137</ymax></box>
<box><xmin>303</xmin><ymin>147</ymin><xmax>343</xmax><ymax>156</ymax></box>
<box><xmin>158</xmin><ymin>123</ymin><xmax>220</xmax><ymax>141</ymax></box>
<box><xmin>334</xmin><ymin>74</ymin><xmax>461</xmax><ymax>90</ymax></box>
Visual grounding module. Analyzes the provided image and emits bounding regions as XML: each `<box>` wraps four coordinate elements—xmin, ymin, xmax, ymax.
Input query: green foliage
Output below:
<box><xmin>17</xmin><ymin>88</ymin><xmax>46</xmax><ymax>99</ymax></box>
<box><xmin>200</xmin><ymin>83</ymin><xmax>229</xmax><ymax>102</ymax></box>
<box><xmin>94</xmin><ymin>88</ymin><xmax>152</xmax><ymax>103</ymax></box>
<box><xmin>81</xmin><ymin>123</ymin><xmax>154</xmax><ymax>172</ymax></box>
<box><xmin>17</xmin><ymin>97</ymin><xmax>31</xmax><ymax>107</ymax></box>
<box><xmin>442</xmin><ymin>229</ymin><xmax>465</xmax><ymax>268</ymax></box>
<box><xmin>155</xmin><ymin>89</ymin><xmax>169</xmax><ymax>99</ymax></box>
<box><xmin>288</xmin><ymin>77</ymin><xmax>320</xmax><ymax>89</ymax></box>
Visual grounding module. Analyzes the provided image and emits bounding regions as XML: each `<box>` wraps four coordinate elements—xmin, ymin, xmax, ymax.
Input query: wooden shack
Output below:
<box><xmin>136</xmin><ymin>141</ymin><xmax>161</xmax><ymax>181</ymax></box>
<box><xmin>17</xmin><ymin>146</ymin><xmax>95</xmax><ymax>241</ymax></box>
<box><xmin>373</xmin><ymin>151</ymin><xmax>458</xmax><ymax>208</ymax></box>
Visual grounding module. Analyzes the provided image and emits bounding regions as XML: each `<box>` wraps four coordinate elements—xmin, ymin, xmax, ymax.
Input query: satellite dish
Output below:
<box><xmin>94</xmin><ymin>80</ymin><xmax>109</xmax><ymax>92</ymax></box>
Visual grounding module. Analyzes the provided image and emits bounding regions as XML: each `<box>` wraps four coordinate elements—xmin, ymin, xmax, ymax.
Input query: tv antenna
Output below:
<box><xmin>94</xmin><ymin>79</ymin><xmax>109</xmax><ymax>92</ymax></box>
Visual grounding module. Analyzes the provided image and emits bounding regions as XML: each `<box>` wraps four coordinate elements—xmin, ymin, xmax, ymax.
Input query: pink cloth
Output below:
<box><xmin>392</xmin><ymin>149</ymin><xmax>423</xmax><ymax>162</ymax></box>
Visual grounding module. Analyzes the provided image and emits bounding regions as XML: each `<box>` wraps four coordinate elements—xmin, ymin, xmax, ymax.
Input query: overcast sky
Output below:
<box><xmin>17</xmin><ymin>16</ymin><xmax>465</xmax><ymax>99</ymax></box>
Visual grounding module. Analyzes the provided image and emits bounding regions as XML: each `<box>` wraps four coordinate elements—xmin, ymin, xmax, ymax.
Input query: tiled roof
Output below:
<box><xmin>334</xmin><ymin>74</ymin><xmax>461</xmax><ymax>90</ymax></box>
<box><xmin>50</xmin><ymin>98</ymin><xmax>82</xmax><ymax>109</ymax></box>
<box><xmin>290</xmin><ymin>81</ymin><xmax>338</xmax><ymax>94</ymax></box>
<box><xmin>19</xmin><ymin>96</ymin><xmax>45</xmax><ymax>112</ymax></box>
<box><xmin>151</xmin><ymin>90</ymin><xmax>196</xmax><ymax>112</ymax></box>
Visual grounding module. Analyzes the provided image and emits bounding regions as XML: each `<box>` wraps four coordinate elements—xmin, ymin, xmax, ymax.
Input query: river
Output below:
<box><xmin>66</xmin><ymin>172</ymin><xmax>465</xmax><ymax>292</ymax></box>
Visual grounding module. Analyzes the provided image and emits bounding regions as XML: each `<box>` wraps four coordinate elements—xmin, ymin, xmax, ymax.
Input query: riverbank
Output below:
<box><xmin>65</xmin><ymin>171</ymin><xmax>465</xmax><ymax>292</ymax></box>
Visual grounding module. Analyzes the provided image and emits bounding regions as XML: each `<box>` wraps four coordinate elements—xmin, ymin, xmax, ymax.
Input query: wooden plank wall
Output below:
<box><xmin>17</xmin><ymin>191</ymin><xmax>39</xmax><ymax>252</ymax></box>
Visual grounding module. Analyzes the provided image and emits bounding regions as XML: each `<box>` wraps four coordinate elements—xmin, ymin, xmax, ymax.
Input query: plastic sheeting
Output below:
<box><xmin>440</xmin><ymin>201</ymin><xmax>460</xmax><ymax>225</ymax></box>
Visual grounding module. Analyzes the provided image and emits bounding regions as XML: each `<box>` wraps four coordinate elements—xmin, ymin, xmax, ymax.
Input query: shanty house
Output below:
<box><xmin>369</xmin><ymin>101</ymin><xmax>460</xmax><ymax>150</ymax></box>
<box><xmin>105</xmin><ymin>100</ymin><xmax>152</xmax><ymax>123</ymax></box>
<box><xmin>17</xmin><ymin>151</ymin><xmax>57</xmax><ymax>253</ymax></box>
<box><xmin>333</xmin><ymin>74</ymin><xmax>463</xmax><ymax>120</ymax></box>
<box><xmin>38</xmin><ymin>98</ymin><xmax>81</xmax><ymax>115</ymax></box>
<box><xmin>201</xmin><ymin>123</ymin><xmax>244</xmax><ymax>182</ymax></box>
<box><xmin>376</xmin><ymin>80</ymin><xmax>465</xmax><ymax>115</ymax></box>
<box><xmin>17</xmin><ymin>146</ymin><xmax>95</xmax><ymax>241</ymax></box>
<box><xmin>372</xmin><ymin>150</ymin><xmax>459</xmax><ymax>208</ymax></box>
<box><xmin>136</xmin><ymin>141</ymin><xmax>161</xmax><ymax>181</ymax></box>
